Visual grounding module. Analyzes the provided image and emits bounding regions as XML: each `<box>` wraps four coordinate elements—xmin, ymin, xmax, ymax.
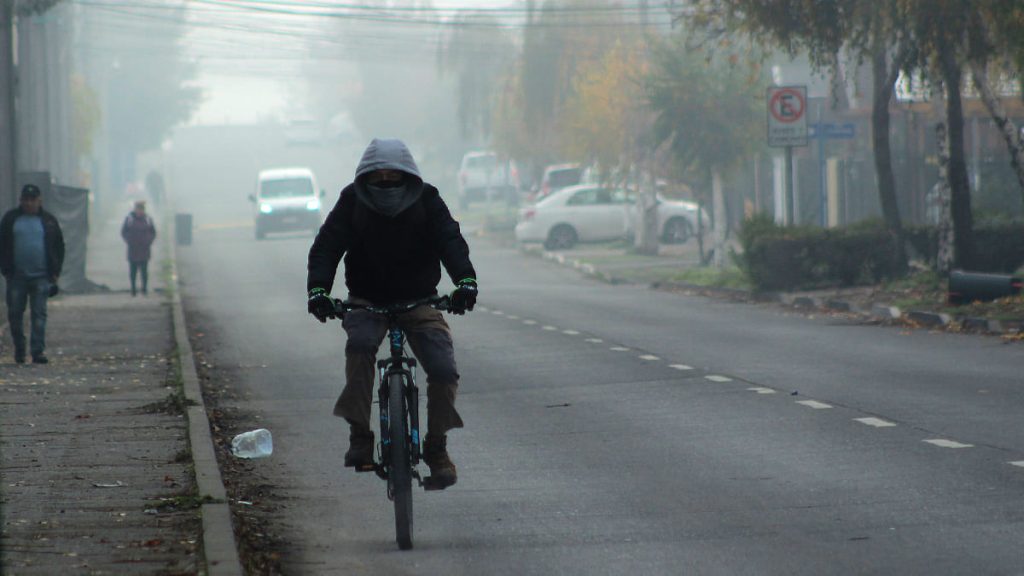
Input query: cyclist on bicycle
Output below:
<box><xmin>307</xmin><ymin>138</ymin><xmax>477</xmax><ymax>490</ymax></box>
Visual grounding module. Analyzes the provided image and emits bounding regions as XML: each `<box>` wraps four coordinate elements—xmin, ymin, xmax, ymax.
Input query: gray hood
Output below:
<box><xmin>354</xmin><ymin>138</ymin><xmax>424</xmax><ymax>217</ymax></box>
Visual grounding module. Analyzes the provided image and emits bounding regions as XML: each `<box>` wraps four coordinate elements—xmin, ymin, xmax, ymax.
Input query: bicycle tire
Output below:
<box><xmin>388</xmin><ymin>372</ymin><xmax>414</xmax><ymax>550</ymax></box>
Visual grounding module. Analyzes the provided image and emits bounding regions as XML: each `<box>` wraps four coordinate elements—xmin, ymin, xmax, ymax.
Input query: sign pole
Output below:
<box><xmin>766</xmin><ymin>85</ymin><xmax>808</xmax><ymax>226</ymax></box>
<box><xmin>785</xmin><ymin>145</ymin><xmax>794</xmax><ymax>225</ymax></box>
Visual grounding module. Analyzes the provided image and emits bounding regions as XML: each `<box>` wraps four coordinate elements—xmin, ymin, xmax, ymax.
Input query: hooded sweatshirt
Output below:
<box><xmin>307</xmin><ymin>138</ymin><xmax>476</xmax><ymax>304</ymax></box>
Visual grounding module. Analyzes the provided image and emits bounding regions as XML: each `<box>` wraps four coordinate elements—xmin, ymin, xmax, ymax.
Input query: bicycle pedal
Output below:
<box><xmin>354</xmin><ymin>462</ymin><xmax>377</xmax><ymax>473</ymax></box>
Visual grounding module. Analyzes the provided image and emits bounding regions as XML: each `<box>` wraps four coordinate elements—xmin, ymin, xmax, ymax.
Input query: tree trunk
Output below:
<box><xmin>939</xmin><ymin>46</ymin><xmax>975</xmax><ymax>271</ymax></box>
<box><xmin>971</xmin><ymin>60</ymin><xmax>1024</xmax><ymax>207</ymax></box>
<box><xmin>934</xmin><ymin>122</ymin><xmax>954</xmax><ymax>275</ymax></box>
<box><xmin>871</xmin><ymin>46</ymin><xmax>907</xmax><ymax>273</ymax></box>
<box><xmin>711</xmin><ymin>169</ymin><xmax>726</xmax><ymax>268</ymax></box>
<box><xmin>633</xmin><ymin>157</ymin><xmax>658</xmax><ymax>255</ymax></box>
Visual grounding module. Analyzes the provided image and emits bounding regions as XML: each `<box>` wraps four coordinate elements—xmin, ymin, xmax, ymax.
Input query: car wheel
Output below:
<box><xmin>661</xmin><ymin>217</ymin><xmax>693</xmax><ymax>244</ymax></box>
<box><xmin>544</xmin><ymin>224</ymin><xmax>577</xmax><ymax>250</ymax></box>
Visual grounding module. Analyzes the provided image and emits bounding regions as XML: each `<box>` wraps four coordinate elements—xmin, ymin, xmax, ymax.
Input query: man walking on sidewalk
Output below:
<box><xmin>0</xmin><ymin>184</ymin><xmax>65</xmax><ymax>364</ymax></box>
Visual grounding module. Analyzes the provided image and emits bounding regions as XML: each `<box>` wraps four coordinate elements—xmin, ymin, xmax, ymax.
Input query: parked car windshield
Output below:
<box><xmin>547</xmin><ymin>168</ymin><xmax>582</xmax><ymax>189</ymax></box>
<box><xmin>465</xmin><ymin>154</ymin><xmax>497</xmax><ymax>170</ymax></box>
<box><xmin>261</xmin><ymin>178</ymin><xmax>314</xmax><ymax>198</ymax></box>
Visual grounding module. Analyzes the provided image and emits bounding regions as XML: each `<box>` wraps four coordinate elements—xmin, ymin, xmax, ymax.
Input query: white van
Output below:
<box><xmin>249</xmin><ymin>167</ymin><xmax>325</xmax><ymax>239</ymax></box>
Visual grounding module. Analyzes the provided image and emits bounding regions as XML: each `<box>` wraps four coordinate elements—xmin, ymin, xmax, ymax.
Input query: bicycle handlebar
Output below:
<box><xmin>331</xmin><ymin>295</ymin><xmax>453</xmax><ymax>318</ymax></box>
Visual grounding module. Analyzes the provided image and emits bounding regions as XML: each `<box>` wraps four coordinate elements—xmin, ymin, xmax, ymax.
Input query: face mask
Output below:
<box><xmin>366</xmin><ymin>182</ymin><xmax>408</xmax><ymax>216</ymax></box>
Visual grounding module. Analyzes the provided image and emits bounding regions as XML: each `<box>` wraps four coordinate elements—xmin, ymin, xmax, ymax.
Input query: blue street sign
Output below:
<box><xmin>809</xmin><ymin>122</ymin><xmax>856</xmax><ymax>140</ymax></box>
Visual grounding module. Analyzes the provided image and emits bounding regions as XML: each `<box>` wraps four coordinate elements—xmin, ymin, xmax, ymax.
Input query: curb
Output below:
<box><xmin>170</xmin><ymin>253</ymin><xmax>244</xmax><ymax>575</ymax></box>
<box><xmin>518</xmin><ymin>243</ymin><xmax>1022</xmax><ymax>337</ymax></box>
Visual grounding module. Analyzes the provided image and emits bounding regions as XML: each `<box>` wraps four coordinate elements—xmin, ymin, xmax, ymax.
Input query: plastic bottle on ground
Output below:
<box><xmin>231</xmin><ymin>428</ymin><xmax>273</xmax><ymax>458</ymax></box>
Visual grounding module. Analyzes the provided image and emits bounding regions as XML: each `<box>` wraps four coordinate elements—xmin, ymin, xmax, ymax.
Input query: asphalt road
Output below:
<box><xmin>176</xmin><ymin>200</ymin><xmax>1024</xmax><ymax>575</ymax></box>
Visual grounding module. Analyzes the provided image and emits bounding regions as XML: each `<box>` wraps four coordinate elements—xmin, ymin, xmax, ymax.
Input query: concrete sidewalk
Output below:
<box><xmin>0</xmin><ymin>202</ymin><xmax>238</xmax><ymax>574</ymax></box>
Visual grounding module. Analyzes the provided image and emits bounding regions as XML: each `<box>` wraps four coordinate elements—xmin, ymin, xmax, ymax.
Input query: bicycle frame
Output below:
<box><xmin>331</xmin><ymin>294</ymin><xmax>452</xmax><ymax>550</ymax></box>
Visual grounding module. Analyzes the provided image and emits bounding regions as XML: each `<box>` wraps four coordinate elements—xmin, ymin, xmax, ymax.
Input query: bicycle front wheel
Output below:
<box><xmin>388</xmin><ymin>372</ymin><xmax>414</xmax><ymax>550</ymax></box>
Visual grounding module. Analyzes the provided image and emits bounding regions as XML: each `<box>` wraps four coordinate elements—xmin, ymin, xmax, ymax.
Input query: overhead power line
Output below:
<box><xmin>73</xmin><ymin>0</ymin><xmax>670</xmax><ymax>28</ymax></box>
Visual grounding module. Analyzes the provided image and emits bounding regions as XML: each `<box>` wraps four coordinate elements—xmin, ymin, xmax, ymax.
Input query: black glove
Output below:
<box><xmin>48</xmin><ymin>284</ymin><xmax>59</xmax><ymax>298</ymax></box>
<box><xmin>450</xmin><ymin>278</ymin><xmax>478</xmax><ymax>315</ymax></box>
<box><xmin>307</xmin><ymin>287</ymin><xmax>335</xmax><ymax>323</ymax></box>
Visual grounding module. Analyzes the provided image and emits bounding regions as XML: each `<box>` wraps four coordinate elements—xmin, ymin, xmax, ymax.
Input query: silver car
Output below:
<box><xmin>514</xmin><ymin>184</ymin><xmax>708</xmax><ymax>250</ymax></box>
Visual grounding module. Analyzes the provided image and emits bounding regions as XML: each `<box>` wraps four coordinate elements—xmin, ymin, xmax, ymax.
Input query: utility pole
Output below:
<box><xmin>0</xmin><ymin>0</ymin><xmax>16</xmax><ymax>211</ymax></box>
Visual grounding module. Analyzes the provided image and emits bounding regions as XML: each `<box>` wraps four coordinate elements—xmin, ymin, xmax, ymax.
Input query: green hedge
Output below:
<box><xmin>905</xmin><ymin>223</ymin><xmax>1024</xmax><ymax>273</ymax></box>
<box><xmin>735</xmin><ymin>214</ymin><xmax>904</xmax><ymax>292</ymax></box>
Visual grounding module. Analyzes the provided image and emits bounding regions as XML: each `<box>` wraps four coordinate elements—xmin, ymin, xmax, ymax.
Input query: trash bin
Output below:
<box><xmin>175</xmin><ymin>213</ymin><xmax>193</xmax><ymax>246</ymax></box>
<box><xmin>947</xmin><ymin>270</ymin><xmax>1022</xmax><ymax>305</ymax></box>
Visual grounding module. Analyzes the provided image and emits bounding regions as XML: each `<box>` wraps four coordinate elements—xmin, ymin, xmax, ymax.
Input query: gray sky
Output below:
<box><xmin>187</xmin><ymin>0</ymin><xmax>527</xmax><ymax>125</ymax></box>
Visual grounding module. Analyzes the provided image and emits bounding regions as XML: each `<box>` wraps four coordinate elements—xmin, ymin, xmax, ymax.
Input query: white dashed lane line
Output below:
<box><xmin>923</xmin><ymin>439</ymin><xmax>973</xmax><ymax>449</ymax></box>
<box><xmin>492</xmin><ymin>313</ymin><xmax>1024</xmax><ymax>469</ymax></box>
<box><xmin>855</xmin><ymin>417</ymin><xmax>896</xmax><ymax>428</ymax></box>
<box><xmin>494</xmin><ymin>311</ymin><xmax>1024</xmax><ymax>468</ymax></box>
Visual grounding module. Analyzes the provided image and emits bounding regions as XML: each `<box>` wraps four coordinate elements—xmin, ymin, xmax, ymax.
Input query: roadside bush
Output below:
<box><xmin>735</xmin><ymin>214</ymin><xmax>903</xmax><ymax>292</ymax></box>
<box><xmin>904</xmin><ymin>222</ymin><xmax>1024</xmax><ymax>273</ymax></box>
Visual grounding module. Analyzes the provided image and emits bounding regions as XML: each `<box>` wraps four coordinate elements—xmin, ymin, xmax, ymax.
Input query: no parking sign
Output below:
<box><xmin>767</xmin><ymin>86</ymin><xmax>808</xmax><ymax>147</ymax></box>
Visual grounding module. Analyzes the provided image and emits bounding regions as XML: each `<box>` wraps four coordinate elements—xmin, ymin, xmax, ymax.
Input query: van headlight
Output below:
<box><xmin>306</xmin><ymin>199</ymin><xmax>321</xmax><ymax>211</ymax></box>
<box><xmin>259</xmin><ymin>203</ymin><xmax>273</xmax><ymax>214</ymax></box>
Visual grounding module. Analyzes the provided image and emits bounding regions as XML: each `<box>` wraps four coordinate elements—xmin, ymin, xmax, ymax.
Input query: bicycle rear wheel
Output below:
<box><xmin>388</xmin><ymin>373</ymin><xmax>414</xmax><ymax>550</ymax></box>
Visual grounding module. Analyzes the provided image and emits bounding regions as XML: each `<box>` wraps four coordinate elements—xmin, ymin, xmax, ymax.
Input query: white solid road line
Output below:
<box><xmin>923</xmin><ymin>439</ymin><xmax>974</xmax><ymax>449</ymax></box>
<box><xmin>747</xmin><ymin>387</ymin><xmax>776</xmax><ymax>394</ymax></box>
<box><xmin>796</xmin><ymin>400</ymin><xmax>833</xmax><ymax>409</ymax></box>
<box><xmin>855</xmin><ymin>417</ymin><xmax>897</xmax><ymax>428</ymax></box>
<box><xmin>705</xmin><ymin>375</ymin><xmax>732</xmax><ymax>382</ymax></box>
<box><xmin>669</xmin><ymin>364</ymin><xmax>693</xmax><ymax>370</ymax></box>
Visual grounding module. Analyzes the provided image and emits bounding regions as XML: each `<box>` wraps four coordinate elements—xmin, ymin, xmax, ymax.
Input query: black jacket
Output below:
<box><xmin>307</xmin><ymin>183</ymin><xmax>476</xmax><ymax>304</ymax></box>
<box><xmin>0</xmin><ymin>207</ymin><xmax>65</xmax><ymax>280</ymax></box>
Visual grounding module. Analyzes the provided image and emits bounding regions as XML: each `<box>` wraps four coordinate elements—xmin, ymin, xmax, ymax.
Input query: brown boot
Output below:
<box><xmin>344</xmin><ymin>429</ymin><xmax>375</xmax><ymax>471</ymax></box>
<box><xmin>422</xmin><ymin>434</ymin><xmax>457</xmax><ymax>490</ymax></box>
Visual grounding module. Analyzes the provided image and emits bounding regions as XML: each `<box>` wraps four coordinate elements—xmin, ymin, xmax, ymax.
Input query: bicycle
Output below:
<box><xmin>332</xmin><ymin>294</ymin><xmax>454</xmax><ymax>550</ymax></box>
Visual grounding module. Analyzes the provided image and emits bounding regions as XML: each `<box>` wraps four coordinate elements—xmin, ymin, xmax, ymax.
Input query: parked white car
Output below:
<box><xmin>514</xmin><ymin>184</ymin><xmax>707</xmax><ymax>250</ymax></box>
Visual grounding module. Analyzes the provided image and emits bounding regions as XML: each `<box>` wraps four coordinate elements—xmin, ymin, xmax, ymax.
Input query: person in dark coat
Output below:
<box><xmin>121</xmin><ymin>200</ymin><xmax>156</xmax><ymax>296</ymax></box>
<box><xmin>0</xmin><ymin>184</ymin><xmax>65</xmax><ymax>364</ymax></box>
<box><xmin>306</xmin><ymin>138</ymin><xmax>478</xmax><ymax>490</ymax></box>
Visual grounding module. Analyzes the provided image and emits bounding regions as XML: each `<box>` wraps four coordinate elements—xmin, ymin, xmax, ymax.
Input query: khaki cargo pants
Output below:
<box><xmin>334</xmin><ymin>299</ymin><xmax>464</xmax><ymax>436</ymax></box>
